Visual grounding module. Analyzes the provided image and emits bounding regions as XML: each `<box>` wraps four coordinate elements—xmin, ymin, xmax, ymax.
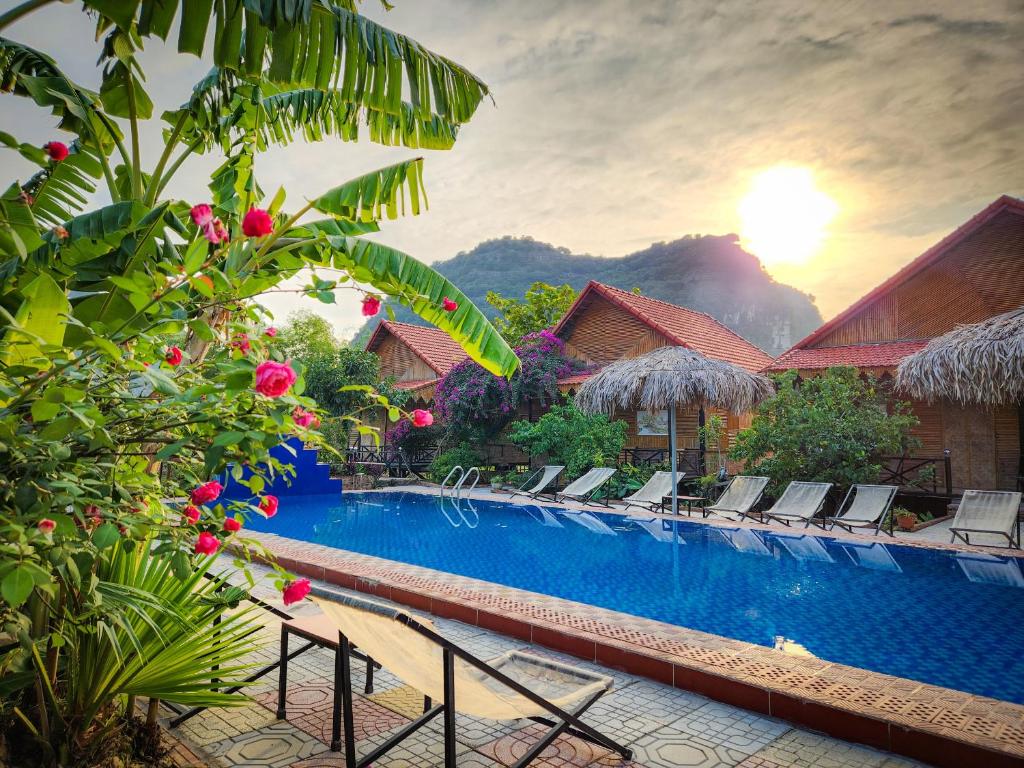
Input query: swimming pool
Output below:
<box><xmin>246</xmin><ymin>491</ymin><xmax>1024</xmax><ymax>704</ymax></box>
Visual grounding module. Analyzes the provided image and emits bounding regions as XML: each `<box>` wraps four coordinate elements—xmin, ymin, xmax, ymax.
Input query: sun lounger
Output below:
<box><xmin>703</xmin><ymin>475</ymin><xmax>770</xmax><ymax>521</ymax></box>
<box><xmin>949</xmin><ymin>490</ymin><xmax>1022</xmax><ymax>549</ymax></box>
<box><xmin>766</xmin><ymin>532</ymin><xmax>835</xmax><ymax>563</ymax></box>
<box><xmin>302</xmin><ymin>588</ymin><xmax>632</xmax><ymax>767</ymax></box>
<box><xmin>955</xmin><ymin>553</ymin><xmax>1024</xmax><ymax>587</ymax></box>
<box><xmin>621</xmin><ymin>471</ymin><xmax>681</xmax><ymax>512</ymax></box>
<box><xmin>554</xmin><ymin>467</ymin><xmax>617</xmax><ymax>507</ymax></box>
<box><xmin>508</xmin><ymin>465</ymin><xmax>565</xmax><ymax>501</ymax></box>
<box><xmin>716</xmin><ymin>527</ymin><xmax>772</xmax><ymax>556</ymax></box>
<box><xmin>760</xmin><ymin>481</ymin><xmax>833</xmax><ymax>528</ymax></box>
<box><xmin>825</xmin><ymin>484</ymin><xmax>898</xmax><ymax>535</ymax></box>
<box><xmin>836</xmin><ymin>541</ymin><xmax>902</xmax><ymax>572</ymax></box>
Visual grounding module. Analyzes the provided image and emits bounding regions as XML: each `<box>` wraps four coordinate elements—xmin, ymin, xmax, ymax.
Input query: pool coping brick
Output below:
<box><xmin>238</xmin><ymin>489</ymin><xmax>1024</xmax><ymax>768</ymax></box>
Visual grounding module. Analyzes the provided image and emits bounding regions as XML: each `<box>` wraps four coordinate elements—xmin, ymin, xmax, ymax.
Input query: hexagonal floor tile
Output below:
<box><xmin>207</xmin><ymin>721</ymin><xmax>328</xmax><ymax>767</ymax></box>
<box><xmin>476</xmin><ymin>723</ymin><xmax>615</xmax><ymax>767</ymax></box>
<box><xmin>669</xmin><ymin>701</ymin><xmax>790</xmax><ymax>756</ymax></box>
<box><xmin>746</xmin><ymin>730</ymin><xmax>889</xmax><ymax>768</ymax></box>
<box><xmin>628</xmin><ymin>726</ymin><xmax>748</xmax><ymax>768</ymax></box>
<box><xmin>171</xmin><ymin>701</ymin><xmax>278</xmax><ymax>747</ymax></box>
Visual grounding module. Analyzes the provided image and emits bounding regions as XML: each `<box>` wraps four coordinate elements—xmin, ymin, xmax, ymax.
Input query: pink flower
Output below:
<box><xmin>165</xmin><ymin>346</ymin><xmax>183</xmax><ymax>366</ymax></box>
<box><xmin>53</xmin><ymin>225</ymin><xmax>69</xmax><ymax>239</ymax></box>
<box><xmin>182</xmin><ymin>505</ymin><xmax>201</xmax><ymax>524</ymax></box>
<box><xmin>361</xmin><ymin>295</ymin><xmax>381</xmax><ymax>317</ymax></box>
<box><xmin>254</xmin><ymin>361</ymin><xmax>296</xmax><ymax>398</ymax></box>
<box><xmin>190</xmin><ymin>204</ymin><xmax>213</xmax><ymax>227</ymax></box>
<box><xmin>282</xmin><ymin>578</ymin><xmax>311</xmax><ymax>606</ymax></box>
<box><xmin>190</xmin><ymin>481</ymin><xmax>223</xmax><ymax>505</ymax></box>
<box><xmin>265</xmin><ymin>327</ymin><xmax>277</xmax><ymax>338</ymax></box>
<box><xmin>259</xmin><ymin>495</ymin><xmax>279</xmax><ymax>518</ymax></box>
<box><xmin>442</xmin><ymin>297</ymin><xmax>458</xmax><ymax>312</ymax></box>
<box><xmin>43</xmin><ymin>141</ymin><xmax>68</xmax><ymax>162</ymax></box>
<box><xmin>292</xmin><ymin>406</ymin><xmax>319</xmax><ymax>428</ymax></box>
<box><xmin>231</xmin><ymin>333</ymin><xmax>251</xmax><ymax>354</ymax></box>
<box><xmin>411</xmin><ymin>409</ymin><xmax>434</xmax><ymax>428</ymax></box>
<box><xmin>223</xmin><ymin>517</ymin><xmax>242</xmax><ymax>532</ymax></box>
<box><xmin>194</xmin><ymin>531</ymin><xmax>219</xmax><ymax>555</ymax></box>
<box><xmin>37</xmin><ymin>518</ymin><xmax>56</xmax><ymax>534</ymax></box>
<box><xmin>203</xmin><ymin>218</ymin><xmax>229</xmax><ymax>244</ymax></box>
<box><xmin>242</xmin><ymin>207</ymin><xmax>273</xmax><ymax>237</ymax></box>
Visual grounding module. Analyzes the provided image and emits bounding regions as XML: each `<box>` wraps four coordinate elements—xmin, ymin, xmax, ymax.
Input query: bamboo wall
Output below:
<box><xmin>373</xmin><ymin>334</ymin><xmax>436</xmax><ymax>383</ymax></box>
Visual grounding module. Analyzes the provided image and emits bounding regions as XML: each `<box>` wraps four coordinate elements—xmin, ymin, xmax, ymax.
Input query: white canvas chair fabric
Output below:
<box><xmin>761</xmin><ymin>482</ymin><xmax>833</xmax><ymax>527</ymax></box>
<box><xmin>312</xmin><ymin>592</ymin><xmax>611</xmax><ymax>721</ymax></box>
<box><xmin>705</xmin><ymin>476</ymin><xmax>770</xmax><ymax>521</ymax></box>
<box><xmin>509</xmin><ymin>466</ymin><xmax>565</xmax><ymax>500</ymax></box>
<box><xmin>556</xmin><ymin>467</ymin><xmax>616</xmax><ymax>503</ymax></box>
<box><xmin>827</xmin><ymin>485</ymin><xmax>898</xmax><ymax>535</ymax></box>
<box><xmin>622</xmin><ymin>472</ymin><xmax>680</xmax><ymax>511</ymax></box>
<box><xmin>949</xmin><ymin>490</ymin><xmax>1022</xmax><ymax>548</ymax></box>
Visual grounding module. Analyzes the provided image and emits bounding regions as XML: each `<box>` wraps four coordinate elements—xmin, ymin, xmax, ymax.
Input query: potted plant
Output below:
<box><xmin>490</xmin><ymin>472</ymin><xmax>505</xmax><ymax>491</ymax></box>
<box><xmin>894</xmin><ymin>507</ymin><xmax>919</xmax><ymax>531</ymax></box>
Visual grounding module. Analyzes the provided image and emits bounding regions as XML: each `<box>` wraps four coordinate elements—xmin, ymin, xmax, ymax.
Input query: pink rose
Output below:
<box><xmin>411</xmin><ymin>409</ymin><xmax>434</xmax><ymax>428</ymax></box>
<box><xmin>43</xmin><ymin>141</ymin><xmax>68</xmax><ymax>162</ymax></box>
<box><xmin>282</xmin><ymin>578</ymin><xmax>311</xmax><ymax>606</ymax></box>
<box><xmin>231</xmin><ymin>333</ymin><xmax>251</xmax><ymax>354</ymax></box>
<box><xmin>223</xmin><ymin>517</ymin><xmax>242</xmax><ymax>532</ymax></box>
<box><xmin>203</xmin><ymin>218</ymin><xmax>229</xmax><ymax>244</ymax></box>
<box><xmin>182</xmin><ymin>505</ymin><xmax>201</xmax><ymax>524</ymax></box>
<box><xmin>265</xmin><ymin>327</ymin><xmax>277</xmax><ymax>337</ymax></box>
<box><xmin>165</xmin><ymin>346</ymin><xmax>183</xmax><ymax>366</ymax></box>
<box><xmin>361</xmin><ymin>295</ymin><xmax>381</xmax><ymax>317</ymax></box>
<box><xmin>242</xmin><ymin>207</ymin><xmax>273</xmax><ymax>237</ymax></box>
<box><xmin>37</xmin><ymin>518</ymin><xmax>56</xmax><ymax>534</ymax></box>
<box><xmin>190</xmin><ymin>481</ymin><xmax>223</xmax><ymax>505</ymax></box>
<box><xmin>442</xmin><ymin>297</ymin><xmax>458</xmax><ymax>312</ymax></box>
<box><xmin>254</xmin><ymin>361</ymin><xmax>296</xmax><ymax>398</ymax></box>
<box><xmin>194</xmin><ymin>531</ymin><xmax>219</xmax><ymax>555</ymax></box>
<box><xmin>190</xmin><ymin>204</ymin><xmax>213</xmax><ymax>227</ymax></box>
<box><xmin>292</xmin><ymin>407</ymin><xmax>319</xmax><ymax>428</ymax></box>
<box><xmin>259</xmin><ymin>495</ymin><xmax>279</xmax><ymax>518</ymax></box>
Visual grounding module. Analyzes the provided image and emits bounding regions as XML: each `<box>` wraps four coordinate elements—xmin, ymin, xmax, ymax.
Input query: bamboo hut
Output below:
<box><xmin>575</xmin><ymin>346</ymin><xmax>774</xmax><ymax>513</ymax></box>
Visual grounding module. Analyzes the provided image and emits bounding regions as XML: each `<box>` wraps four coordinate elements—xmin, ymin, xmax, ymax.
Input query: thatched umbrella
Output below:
<box><xmin>896</xmin><ymin>307</ymin><xmax>1024</xmax><ymax>406</ymax></box>
<box><xmin>575</xmin><ymin>346</ymin><xmax>775</xmax><ymax>515</ymax></box>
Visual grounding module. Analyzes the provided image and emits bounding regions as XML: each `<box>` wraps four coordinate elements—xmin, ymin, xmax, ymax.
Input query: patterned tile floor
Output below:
<box><xmin>163</xmin><ymin>562</ymin><xmax>929</xmax><ymax>768</ymax></box>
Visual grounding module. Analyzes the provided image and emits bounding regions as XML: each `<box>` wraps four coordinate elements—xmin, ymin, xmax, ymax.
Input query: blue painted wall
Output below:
<box><xmin>222</xmin><ymin>437</ymin><xmax>342</xmax><ymax>499</ymax></box>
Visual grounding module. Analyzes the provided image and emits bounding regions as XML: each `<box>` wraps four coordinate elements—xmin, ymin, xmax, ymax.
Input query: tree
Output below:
<box><xmin>486</xmin><ymin>281</ymin><xmax>578</xmax><ymax>343</ymax></box>
<box><xmin>508</xmin><ymin>400</ymin><xmax>628</xmax><ymax>479</ymax></box>
<box><xmin>0</xmin><ymin>2</ymin><xmax>517</xmax><ymax>763</ymax></box>
<box><xmin>729</xmin><ymin>368</ymin><xmax>920</xmax><ymax>494</ymax></box>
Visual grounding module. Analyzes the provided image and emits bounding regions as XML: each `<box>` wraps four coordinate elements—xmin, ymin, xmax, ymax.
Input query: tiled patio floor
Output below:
<box><xmin>163</xmin><ymin>562</ymin><xmax>928</xmax><ymax>768</ymax></box>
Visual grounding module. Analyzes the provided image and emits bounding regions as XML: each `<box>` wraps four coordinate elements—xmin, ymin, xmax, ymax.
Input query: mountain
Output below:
<box><xmin>351</xmin><ymin>234</ymin><xmax>822</xmax><ymax>357</ymax></box>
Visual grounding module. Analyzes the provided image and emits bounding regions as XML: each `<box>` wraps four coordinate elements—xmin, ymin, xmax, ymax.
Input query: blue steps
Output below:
<box><xmin>222</xmin><ymin>437</ymin><xmax>342</xmax><ymax>500</ymax></box>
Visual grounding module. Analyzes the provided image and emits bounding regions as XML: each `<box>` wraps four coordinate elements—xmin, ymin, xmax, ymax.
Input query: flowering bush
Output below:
<box><xmin>435</xmin><ymin>330</ymin><xmax>584</xmax><ymax>440</ymax></box>
<box><xmin>0</xmin><ymin>2</ymin><xmax>518</xmax><ymax>763</ymax></box>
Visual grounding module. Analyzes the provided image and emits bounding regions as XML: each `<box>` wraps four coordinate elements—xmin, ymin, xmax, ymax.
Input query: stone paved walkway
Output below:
<box><xmin>162</xmin><ymin>562</ymin><xmax>930</xmax><ymax>768</ymax></box>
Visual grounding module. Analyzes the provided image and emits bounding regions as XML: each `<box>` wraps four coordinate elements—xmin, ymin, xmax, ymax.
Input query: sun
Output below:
<box><xmin>738</xmin><ymin>167</ymin><xmax>838</xmax><ymax>267</ymax></box>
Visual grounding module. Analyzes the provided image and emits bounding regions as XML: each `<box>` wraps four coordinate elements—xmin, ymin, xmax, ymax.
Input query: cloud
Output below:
<box><xmin>0</xmin><ymin>0</ymin><xmax>1020</xmax><ymax>334</ymax></box>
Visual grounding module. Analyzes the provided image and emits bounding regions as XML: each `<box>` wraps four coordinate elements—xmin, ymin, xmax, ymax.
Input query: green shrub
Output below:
<box><xmin>729</xmin><ymin>367</ymin><xmax>919</xmax><ymax>495</ymax></box>
<box><xmin>429</xmin><ymin>443</ymin><xmax>484</xmax><ymax>483</ymax></box>
<box><xmin>508</xmin><ymin>401</ymin><xmax>628</xmax><ymax>479</ymax></box>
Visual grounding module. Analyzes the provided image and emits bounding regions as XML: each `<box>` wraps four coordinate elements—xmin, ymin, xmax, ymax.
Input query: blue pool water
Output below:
<box><xmin>246</xmin><ymin>492</ymin><xmax>1024</xmax><ymax>703</ymax></box>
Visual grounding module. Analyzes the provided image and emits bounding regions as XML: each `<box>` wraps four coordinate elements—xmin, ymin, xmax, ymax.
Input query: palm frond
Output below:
<box><xmin>310</xmin><ymin>157</ymin><xmax>426</xmax><ymax>222</ymax></box>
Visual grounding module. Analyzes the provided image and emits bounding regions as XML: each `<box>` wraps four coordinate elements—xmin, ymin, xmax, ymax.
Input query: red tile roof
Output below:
<box><xmin>365</xmin><ymin>320</ymin><xmax>467</xmax><ymax>377</ymax></box>
<box><xmin>765</xmin><ymin>340</ymin><xmax>929</xmax><ymax>372</ymax></box>
<box><xmin>556</xmin><ymin>371</ymin><xmax>594</xmax><ymax>388</ymax></box>
<box><xmin>782</xmin><ymin>195</ymin><xmax>1024</xmax><ymax>354</ymax></box>
<box><xmin>554</xmin><ymin>281</ymin><xmax>773</xmax><ymax>373</ymax></box>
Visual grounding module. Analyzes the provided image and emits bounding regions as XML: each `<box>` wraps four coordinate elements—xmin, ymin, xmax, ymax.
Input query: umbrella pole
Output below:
<box><xmin>669</xmin><ymin>406</ymin><xmax>679</xmax><ymax>516</ymax></box>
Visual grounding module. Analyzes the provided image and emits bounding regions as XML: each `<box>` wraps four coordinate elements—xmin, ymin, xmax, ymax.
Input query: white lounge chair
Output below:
<box><xmin>621</xmin><ymin>471</ymin><xmax>681</xmax><ymax>512</ymax></box>
<box><xmin>826</xmin><ymin>484</ymin><xmax>899</xmax><ymax>536</ymax></box>
<box><xmin>836</xmin><ymin>541</ymin><xmax>902</xmax><ymax>572</ymax></box>
<box><xmin>305</xmin><ymin>589</ymin><xmax>632</xmax><ymax>767</ymax></box>
<box><xmin>955</xmin><ymin>553</ymin><xmax>1024</xmax><ymax>587</ymax></box>
<box><xmin>949</xmin><ymin>490</ymin><xmax>1022</xmax><ymax>549</ymax></box>
<box><xmin>761</xmin><ymin>481</ymin><xmax>833</xmax><ymax>528</ymax></box>
<box><xmin>766</xmin><ymin>532</ymin><xmax>835</xmax><ymax>563</ymax></box>
<box><xmin>703</xmin><ymin>475</ymin><xmax>770</xmax><ymax>522</ymax></box>
<box><xmin>508</xmin><ymin>465</ymin><xmax>565</xmax><ymax>501</ymax></box>
<box><xmin>554</xmin><ymin>467</ymin><xmax>617</xmax><ymax>507</ymax></box>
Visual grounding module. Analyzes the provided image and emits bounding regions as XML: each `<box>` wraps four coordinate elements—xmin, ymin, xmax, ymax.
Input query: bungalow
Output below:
<box><xmin>365</xmin><ymin>319</ymin><xmax>467</xmax><ymax>406</ymax></box>
<box><xmin>766</xmin><ymin>195</ymin><xmax>1024</xmax><ymax>492</ymax></box>
<box><xmin>552</xmin><ymin>281</ymin><xmax>774</xmax><ymax>472</ymax></box>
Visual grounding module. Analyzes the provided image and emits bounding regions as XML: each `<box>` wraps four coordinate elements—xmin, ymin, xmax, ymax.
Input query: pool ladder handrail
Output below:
<box><xmin>440</xmin><ymin>465</ymin><xmax>481</xmax><ymax>500</ymax></box>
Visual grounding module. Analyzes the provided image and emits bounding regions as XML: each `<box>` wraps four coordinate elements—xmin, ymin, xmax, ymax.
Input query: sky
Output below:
<box><xmin>2</xmin><ymin>1</ymin><xmax>1022</xmax><ymax>342</ymax></box>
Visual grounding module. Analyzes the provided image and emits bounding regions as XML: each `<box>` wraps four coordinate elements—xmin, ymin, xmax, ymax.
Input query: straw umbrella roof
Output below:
<box><xmin>575</xmin><ymin>346</ymin><xmax>775</xmax><ymax>414</ymax></box>
<box><xmin>896</xmin><ymin>306</ymin><xmax>1024</xmax><ymax>407</ymax></box>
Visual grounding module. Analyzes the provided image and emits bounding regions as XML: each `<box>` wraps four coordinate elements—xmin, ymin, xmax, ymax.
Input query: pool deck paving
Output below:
<box><xmin>163</xmin><ymin>560</ymin><xmax>930</xmax><ymax>768</ymax></box>
<box><xmin>191</xmin><ymin>485</ymin><xmax>1024</xmax><ymax>767</ymax></box>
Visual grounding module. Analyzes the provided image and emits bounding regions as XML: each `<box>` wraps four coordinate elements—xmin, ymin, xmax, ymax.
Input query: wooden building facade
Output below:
<box><xmin>767</xmin><ymin>195</ymin><xmax>1024</xmax><ymax>492</ymax></box>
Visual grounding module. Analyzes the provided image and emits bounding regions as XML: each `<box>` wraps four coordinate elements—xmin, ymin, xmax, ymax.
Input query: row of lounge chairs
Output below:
<box><xmin>506</xmin><ymin>466</ymin><xmax>1023</xmax><ymax>547</ymax></box>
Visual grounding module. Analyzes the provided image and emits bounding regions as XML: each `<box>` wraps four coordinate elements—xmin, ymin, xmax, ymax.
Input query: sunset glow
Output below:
<box><xmin>739</xmin><ymin>167</ymin><xmax>838</xmax><ymax>267</ymax></box>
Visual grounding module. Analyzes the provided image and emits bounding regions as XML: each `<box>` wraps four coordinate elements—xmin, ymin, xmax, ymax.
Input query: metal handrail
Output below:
<box><xmin>440</xmin><ymin>465</ymin><xmax>464</xmax><ymax>499</ymax></box>
<box><xmin>455</xmin><ymin>466</ymin><xmax>480</xmax><ymax>497</ymax></box>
